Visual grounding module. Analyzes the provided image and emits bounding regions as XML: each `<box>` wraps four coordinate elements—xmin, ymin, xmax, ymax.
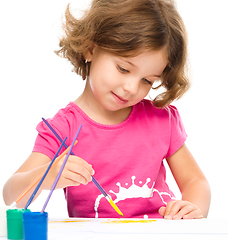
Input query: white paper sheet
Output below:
<box><xmin>48</xmin><ymin>218</ymin><xmax>228</xmax><ymax>236</ymax></box>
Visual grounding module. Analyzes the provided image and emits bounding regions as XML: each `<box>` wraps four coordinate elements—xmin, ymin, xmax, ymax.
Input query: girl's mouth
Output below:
<box><xmin>111</xmin><ymin>92</ymin><xmax>129</xmax><ymax>105</ymax></box>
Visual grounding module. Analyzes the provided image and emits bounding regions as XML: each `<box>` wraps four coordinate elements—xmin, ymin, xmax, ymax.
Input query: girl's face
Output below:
<box><xmin>87</xmin><ymin>46</ymin><xmax>168</xmax><ymax>112</ymax></box>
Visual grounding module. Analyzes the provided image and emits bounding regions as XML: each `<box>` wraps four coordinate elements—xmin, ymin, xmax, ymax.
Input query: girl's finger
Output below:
<box><xmin>172</xmin><ymin>204</ymin><xmax>196</xmax><ymax>220</ymax></box>
<box><xmin>65</xmin><ymin>171</ymin><xmax>91</xmax><ymax>185</ymax></box>
<box><xmin>182</xmin><ymin>209</ymin><xmax>204</xmax><ymax>220</ymax></box>
<box><xmin>66</xmin><ymin>162</ymin><xmax>93</xmax><ymax>183</ymax></box>
<box><xmin>164</xmin><ymin>201</ymin><xmax>189</xmax><ymax>219</ymax></box>
<box><xmin>183</xmin><ymin>207</ymin><xmax>204</xmax><ymax>219</ymax></box>
<box><xmin>67</xmin><ymin>156</ymin><xmax>95</xmax><ymax>176</ymax></box>
<box><xmin>158</xmin><ymin>206</ymin><xmax>166</xmax><ymax>217</ymax></box>
<box><xmin>163</xmin><ymin>201</ymin><xmax>176</xmax><ymax>217</ymax></box>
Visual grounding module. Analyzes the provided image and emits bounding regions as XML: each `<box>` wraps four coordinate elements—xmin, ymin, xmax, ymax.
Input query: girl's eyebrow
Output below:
<box><xmin>152</xmin><ymin>74</ymin><xmax>162</xmax><ymax>78</ymax></box>
<box><xmin>124</xmin><ymin>60</ymin><xmax>135</xmax><ymax>67</ymax></box>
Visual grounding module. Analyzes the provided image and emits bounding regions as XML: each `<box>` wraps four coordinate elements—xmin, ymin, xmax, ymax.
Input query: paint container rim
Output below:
<box><xmin>23</xmin><ymin>211</ymin><xmax>48</xmax><ymax>222</ymax></box>
<box><xmin>7</xmin><ymin>209</ymin><xmax>30</xmax><ymax>219</ymax></box>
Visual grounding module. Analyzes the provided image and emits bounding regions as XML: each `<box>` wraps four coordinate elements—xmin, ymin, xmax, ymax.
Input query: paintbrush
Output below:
<box><xmin>41</xmin><ymin>126</ymin><xmax>81</xmax><ymax>213</ymax></box>
<box><xmin>9</xmin><ymin>140</ymin><xmax>78</xmax><ymax>209</ymax></box>
<box><xmin>42</xmin><ymin>118</ymin><xmax>124</xmax><ymax>217</ymax></box>
<box><xmin>24</xmin><ymin>137</ymin><xmax>67</xmax><ymax>210</ymax></box>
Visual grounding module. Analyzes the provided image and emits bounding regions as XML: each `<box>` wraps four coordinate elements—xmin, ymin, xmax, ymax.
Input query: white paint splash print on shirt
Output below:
<box><xmin>94</xmin><ymin>175</ymin><xmax>175</xmax><ymax>218</ymax></box>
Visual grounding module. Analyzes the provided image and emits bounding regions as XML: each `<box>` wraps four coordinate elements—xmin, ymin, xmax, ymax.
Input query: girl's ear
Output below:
<box><xmin>84</xmin><ymin>42</ymin><xmax>96</xmax><ymax>62</ymax></box>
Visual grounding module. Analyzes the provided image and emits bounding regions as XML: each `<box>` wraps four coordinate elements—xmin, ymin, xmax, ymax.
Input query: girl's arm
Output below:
<box><xmin>159</xmin><ymin>144</ymin><xmax>211</xmax><ymax>220</ymax></box>
<box><xmin>3</xmin><ymin>153</ymin><xmax>52</xmax><ymax>207</ymax></box>
<box><xmin>3</xmin><ymin>152</ymin><xmax>94</xmax><ymax>208</ymax></box>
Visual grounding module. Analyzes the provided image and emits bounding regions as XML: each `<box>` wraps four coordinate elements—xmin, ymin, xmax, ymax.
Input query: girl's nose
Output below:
<box><xmin>122</xmin><ymin>79</ymin><xmax>139</xmax><ymax>95</ymax></box>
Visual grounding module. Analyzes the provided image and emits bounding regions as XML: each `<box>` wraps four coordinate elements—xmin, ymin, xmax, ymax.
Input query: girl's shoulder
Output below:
<box><xmin>52</xmin><ymin>102</ymin><xmax>79</xmax><ymax>119</ymax></box>
<box><xmin>135</xmin><ymin>99</ymin><xmax>187</xmax><ymax>158</ymax></box>
<box><xmin>137</xmin><ymin>99</ymin><xmax>180</xmax><ymax>119</ymax></box>
<box><xmin>45</xmin><ymin>102</ymin><xmax>84</xmax><ymax>129</ymax></box>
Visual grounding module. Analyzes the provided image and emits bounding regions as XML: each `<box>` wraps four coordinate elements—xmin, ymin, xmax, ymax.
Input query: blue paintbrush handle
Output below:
<box><xmin>24</xmin><ymin>137</ymin><xmax>67</xmax><ymax>210</ymax></box>
<box><xmin>91</xmin><ymin>176</ymin><xmax>108</xmax><ymax>197</ymax></box>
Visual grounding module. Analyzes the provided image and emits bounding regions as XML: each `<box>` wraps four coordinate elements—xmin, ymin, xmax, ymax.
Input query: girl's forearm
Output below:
<box><xmin>3</xmin><ymin>164</ymin><xmax>49</xmax><ymax>208</ymax></box>
<box><xmin>181</xmin><ymin>178</ymin><xmax>211</xmax><ymax>217</ymax></box>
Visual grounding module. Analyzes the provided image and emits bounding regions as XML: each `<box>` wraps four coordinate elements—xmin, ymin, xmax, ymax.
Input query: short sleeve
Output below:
<box><xmin>165</xmin><ymin>105</ymin><xmax>187</xmax><ymax>158</ymax></box>
<box><xmin>33</xmin><ymin>120</ymin><xmax>61</xmax><ymax>159</ymax></box>
<box><xmin>32</xmin><ymin>109</ymin><xmax>72</xmax><ymax>159</ymax></box>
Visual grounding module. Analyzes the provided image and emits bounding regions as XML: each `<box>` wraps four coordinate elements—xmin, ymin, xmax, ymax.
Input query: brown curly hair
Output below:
<box><xmin>56</xmin><ymin>0</ymin><xmax>190</xmax><ymax>108</ymax></box>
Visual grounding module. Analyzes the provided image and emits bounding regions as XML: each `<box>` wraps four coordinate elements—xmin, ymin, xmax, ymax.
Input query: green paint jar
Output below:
<box><xmin>6</xmin><ymin>208</ymin><xmax>30</xmax><ymax>240</ymax></box>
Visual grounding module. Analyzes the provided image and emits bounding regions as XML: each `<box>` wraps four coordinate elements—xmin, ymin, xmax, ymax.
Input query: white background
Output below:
<box><xmin>0</xmin><ymin>0</ymin><xmax>227</xmax><ymax>219</ymax></box>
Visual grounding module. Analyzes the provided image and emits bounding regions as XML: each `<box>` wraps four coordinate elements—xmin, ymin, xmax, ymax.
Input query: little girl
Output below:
<box><xmin>3</xmin><ymin>0</ymin><xmax>211</xmax><ymax>219</ymax></box>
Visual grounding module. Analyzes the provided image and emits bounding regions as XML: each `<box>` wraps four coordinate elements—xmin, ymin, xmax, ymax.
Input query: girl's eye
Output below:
<box><xmin>117</xmin><ymin>65</ymin><xmax>129</xmax><ymax>73</ymax></box>
<box><xmin>142</xmin><ymin>78</ymin><xmax>152</xmax><ymax>85</ymax></box>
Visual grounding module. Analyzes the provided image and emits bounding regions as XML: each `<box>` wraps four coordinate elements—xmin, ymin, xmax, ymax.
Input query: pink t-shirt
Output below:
<box><xmin>33</xmin><ymin>99</ymin><xmax>187</xmax><ymax>218</ymax></box>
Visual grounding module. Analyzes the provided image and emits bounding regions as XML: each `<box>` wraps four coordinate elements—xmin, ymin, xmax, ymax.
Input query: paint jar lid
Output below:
<box><xmin>23</xmin><ymin>211</ymin><xmax>48</xmax><ymax>223</ymax></box>
<box><xmin>6</xmin><ymin>209</ymin><xmax>30</xmax><ymax>219</ymax></box>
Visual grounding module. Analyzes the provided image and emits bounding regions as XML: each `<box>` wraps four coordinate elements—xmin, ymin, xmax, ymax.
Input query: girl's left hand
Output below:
<box><xmin>159</xmin><ymin>200</ymin><xmax>204</xmax><ymax>220</ymax></box>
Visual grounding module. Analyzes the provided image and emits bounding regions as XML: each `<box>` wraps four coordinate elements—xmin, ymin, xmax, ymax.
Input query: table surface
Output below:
<box><xmin>1</xmin><ymin>218</ymin><xmax>228</xmax><ymax>240</ymax></box>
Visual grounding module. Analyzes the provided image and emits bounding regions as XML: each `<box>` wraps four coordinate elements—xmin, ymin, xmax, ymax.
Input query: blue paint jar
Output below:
<box><xmin>23</xmin><ymin>211</ymin><xmax>48</xmax><ymax>240</ymax></box>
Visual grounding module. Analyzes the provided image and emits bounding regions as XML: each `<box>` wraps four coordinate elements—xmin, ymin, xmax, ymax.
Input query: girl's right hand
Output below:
<box><xmin>43</xmin><ymin>155</ymin><xmax>95</xmax><ymax>190</ymax></box>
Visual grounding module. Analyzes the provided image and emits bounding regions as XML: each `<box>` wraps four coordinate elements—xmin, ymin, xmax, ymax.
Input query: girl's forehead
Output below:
<box><xmin>99</xmin><ymin>45</ymin><xmax>168</xmax><ymax>59</ymax></box>
<box><xmin>117</xmin><ymin>48</ymin><xmax>168</xmax><ymax>63</ymax></box>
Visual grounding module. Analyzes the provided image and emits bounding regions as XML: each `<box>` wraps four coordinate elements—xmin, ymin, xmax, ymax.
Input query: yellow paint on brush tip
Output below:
<box><xmin>109</xmin><ymin>199</ymin><xmax>124</xmax><ymax>217</ymax></box>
